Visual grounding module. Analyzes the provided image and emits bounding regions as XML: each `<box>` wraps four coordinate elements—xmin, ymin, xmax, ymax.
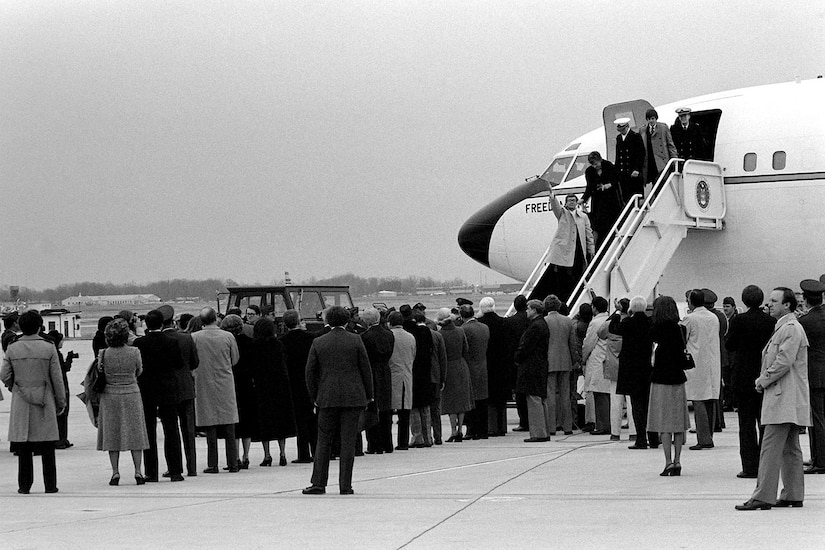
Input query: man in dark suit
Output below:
<box><xmin>158</xmin><ymin>305</ymin><xmax>199</xmax><ymax>477</ymax></box>
<box><xmin>408</xmin><ymin>311</ymin><xmax>434</xmax><ymax>447</ymax></box>
<box><xmin>134</xmin><ymin>309</ymin><xmax>186</xmax><ymax>482</ymax></box>
<box><xmin>461</xmin><ymin>305</ymin><xmax>490</xmax><ymax>440</ymax></box>
<box><xmin>670</xmin><ymin>107</ymin><xmax>708</xmax><ymax>161</ymax></box>
<box><xmin>360</xmin><ymin>308</ymin><xmax>395</xmax><ymax>453</ymax></box>
<box><xmin>614</xmin><ymin>117</ymin><xmax>645</xmax><ymax>201</ymax></box>
<box><xmin>505</xmin><ymin>295</ymin><xmax>531</xmax><ymax>431</ymax></box>
<box><xmin>725</xmin><ymin>285</ymin><xmax>776</xmax><ymax>478</ymax></box>
<box><xmin>279</xmin><ymin>309</ymin><xmax>317</xmax><ymax>463</ymax></box>
<box><xmin>303</xmin><ymin>306</ymin><xmax>373</xmax><ymax>495</ymax></box>
<box><xmin>798</xmin><ymin>279</ymin><xmax>825</xmax><ymax>474</ymax></box>
<box><xmin>478</xmin><ymin>297</ymin><xmax>510</xmax><ymax>437</ymax></box>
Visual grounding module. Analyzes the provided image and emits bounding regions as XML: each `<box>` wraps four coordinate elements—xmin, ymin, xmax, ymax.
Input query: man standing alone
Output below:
<box><xmin>736</xmin><ymin>287</ymin><xmax>811</xmax><ymax>510</ymax></box>
<box><xmin>303</xmin><ymin>306</ymin><xmax>373</xmax><ymax>495</ymax></box>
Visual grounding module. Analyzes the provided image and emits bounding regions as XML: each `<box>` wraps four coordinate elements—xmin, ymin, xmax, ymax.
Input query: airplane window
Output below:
<box><xmin>565</xmin><ymin>155</ymin><xmax>590</xmax><ymax>182</ymax></box>
<box><xmin>772</xmin><ymin>151</ymin><xmax>786</xmax><ymax>170</ymax></box>
<box><xmin>743</xmin><ymin>153</ymin><xmax>757</xmax><ymax>172</ymax></box>
<box><xmin>540</xmin><ymin>156</ymin><xmax>573</xmax><ymax>185</ymax></box>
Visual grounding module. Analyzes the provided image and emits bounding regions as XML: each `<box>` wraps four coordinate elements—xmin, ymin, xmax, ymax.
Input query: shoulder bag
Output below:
<box><xmin>92</xmin><ymin>349</ymin><xmax>108</xmax><ymax>393</ymax></box>
<box><xmin>679</xmin><ymin>326</ymin><xmax>695</xmax><ymax>370</ymax></box>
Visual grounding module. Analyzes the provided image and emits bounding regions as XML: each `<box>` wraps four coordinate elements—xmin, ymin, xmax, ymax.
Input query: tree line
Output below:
<box><xmin>0</xmin><ymin>274</ymin><xmax>470</xmax><ymax>303</ymax></box>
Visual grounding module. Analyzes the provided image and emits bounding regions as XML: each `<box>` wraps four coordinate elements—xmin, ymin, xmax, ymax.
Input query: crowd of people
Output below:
<box><xmin>1</xmin><ymin>277</ymin><xmax>821</xmax><ymax>509</ymax></box>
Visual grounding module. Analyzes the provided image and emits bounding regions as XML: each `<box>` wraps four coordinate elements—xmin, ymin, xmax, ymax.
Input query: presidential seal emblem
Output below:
<box><xmin>696</xmin><ymin>179</ymin><xmax>710</xmax><ymax>211</ymax></box>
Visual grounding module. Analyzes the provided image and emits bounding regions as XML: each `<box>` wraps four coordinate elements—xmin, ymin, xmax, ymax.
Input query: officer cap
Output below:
<box><xmin>614</xmin><ymin>117</ymin><xmax>631</xmax><ymax>127</ymax></box>
<box><xmin>157</xmin><ymin>304</ymin><xmax>175</xmax><ymax>322</ymax></box>
<box><xmin>676</xmin><ymin>107</ymin><xmax>692</xmax><ymax>115</ymax></box>
<box><xmin>701</xmin><ymin>288</ymin><xmax>717</xmax><ymax>304</ymax></box>
<box><xmin>455</xmin><ymin>297</ymin><xmax>473</xmax><ymax>306</ymax></box>
<box><xmin>800</xmin><ymin>279</ymin><xmax>825</xmax><ymax>295</ymax></box>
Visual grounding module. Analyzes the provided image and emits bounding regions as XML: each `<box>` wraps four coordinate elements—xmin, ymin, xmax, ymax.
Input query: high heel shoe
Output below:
<box><xmin>279</xmin><ymin>455</ymin><xmax>287</xmax><ymax>467</ymax></box>
<box><xmin>455</xmin><ymin>432</ymin><xmax>463</xmax><ymax>443</ymax></box>
<box><xmin>659</xmin><ymin>463</ymin><xmax>674</xmax><ymax>477</ymax></box>
<box><xmin>670</xmin><ymin>463</ymin><xmax>682</xmax><ymax>476</ymax></box>
<box><xmin>260</xmin><ymin>457</ymin><xmax>272</xmax><ymax>467</ymax></box>
<box><xmin>109</xmin><ymin>473</ymin><xmax>120</xmax><ymax>486</ymax></box>
<box><xmin>446</xmin><ymin>435</ymin><xmax>456</xmax><ymax>443</ymax></box>
<box><xmin>135</xmin><ymin>474</ymin><xmax>146</xmax><ymax>486</ymax></box>
<box><xmin>240</xmin><ymin>458</ymin><xmax>250</xmax><ymax>470</ymax></box>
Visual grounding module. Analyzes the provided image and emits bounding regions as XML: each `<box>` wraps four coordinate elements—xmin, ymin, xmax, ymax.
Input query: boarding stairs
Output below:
<box><xmin>510</xmin><ymin>159</ymin><xmax>726</xmax><ymax>316</ymax></box>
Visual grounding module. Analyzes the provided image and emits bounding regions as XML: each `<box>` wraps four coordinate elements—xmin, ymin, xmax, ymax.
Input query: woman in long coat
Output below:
<box><xmin>96</xmin><ymin>318</ymin><xmax>150</xmax><ymax>485</ymax></box>
<box><xmin>582</xmin><ymin>151</ymin><xmax>624</xmax><ymax>248</ymax></box>
<box><xmin>609</xmin><ymin>296</ymin><xmax>657</xmax><ymax>449</ymax></box>
<box><xmin>436</xmin><ymin>309</ymin><xmax>474</xmax><ymax>442</ymax></box>
<box><xmin>1</xmin><ymin>310</ymin><xmax>67</xmax><ymax>494</ymax></box>
<box><xmin>220</xmin><ymin>315</ymin><xmax>257</xmax><ymax>469</ymax></box>
<box><xmin>251</xmin><ymin>318</ymin><xmax>297</xmax><ymax>467</ymax></box>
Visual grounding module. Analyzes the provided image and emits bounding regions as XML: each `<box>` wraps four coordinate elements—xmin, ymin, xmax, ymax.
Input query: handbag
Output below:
<box><xmin>92</xmin><ymin>350</ymin><xmax>108</xmax><ymax>393</ymax></box>
<box><xmin>679</xmin><ymin>326</ymin><xmax>695</xmax><ymax>370</ymax></box>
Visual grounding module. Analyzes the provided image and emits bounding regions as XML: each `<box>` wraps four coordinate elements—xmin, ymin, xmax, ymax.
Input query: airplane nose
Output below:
<box><xmin>458</xmin><ymin>178</ymin><xmax>548</xmax><ymax>269</ymax></box>
<box><xmin>457</xmin><ymin>205</ymin><xmax>498</xmax><ymax>268</ymax></box>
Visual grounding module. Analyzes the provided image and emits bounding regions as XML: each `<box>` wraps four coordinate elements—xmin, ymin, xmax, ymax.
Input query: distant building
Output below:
<box><xmin>40</xmin><ymin>308</ymin><xmax>82</xmax><ymax>338</ymax></box>
<box><xmin>61</xmin><ymin>294</ymin><xmax>162</xmax><ymax>307</ymax></box>
<box><xmin>377</xmin><ymin>290</ymin><xmax>398</xmax><ymax>297</ymax></box>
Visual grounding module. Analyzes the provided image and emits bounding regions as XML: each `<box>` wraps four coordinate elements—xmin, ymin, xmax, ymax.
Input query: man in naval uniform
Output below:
<box><xmin>614</xmin><ymin>117</ymin><xmax>646</xmax><ymax>201</ymax></box>
<box><xmin>670</xmin><ymin>107</ymin><xmax>708</xmax><ymax>161</ymax></box>
<box><xmin>798</xmin><ymin>279</ymin><xmax>825</xmax><ymax>475</ymax></box>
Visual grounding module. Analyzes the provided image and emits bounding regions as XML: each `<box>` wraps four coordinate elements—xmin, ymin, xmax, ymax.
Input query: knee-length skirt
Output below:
<box><xmin>97</xmin><ymin>392</ymin><xmax>150</xmax><ymax>451</ymax></box>
<box><xmin>647</xmin><ymin>382</ymin><xmax>691</xmax><ymax>433</ymax></box>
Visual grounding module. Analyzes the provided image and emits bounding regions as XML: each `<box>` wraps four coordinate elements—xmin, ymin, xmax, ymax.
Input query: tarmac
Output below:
<box><xmin>0</xmin><ymin>348</ymin><xmax>823</xmax><ymax>549</ymax></box>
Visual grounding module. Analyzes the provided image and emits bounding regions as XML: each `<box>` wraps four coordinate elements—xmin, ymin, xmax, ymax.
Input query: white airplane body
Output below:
<box><xmin>458</xmin><ymin>78</ymin><xmax>825</xmax><ymax>303</ymax></box>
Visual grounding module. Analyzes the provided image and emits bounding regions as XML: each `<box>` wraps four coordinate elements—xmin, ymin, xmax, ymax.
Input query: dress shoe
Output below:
<box><xmin>144</xmin><ymin>476</ymin><xmax>159</xmax><ymax>483</ymax></box>
<box><xmin>45</xmin><ymin>488</ymin><xmax>59</xmax><ymax>494</ymax></box>
<box><xmin>446</xmin><ymin>435</ymin><xmax>457</xmax><ymax>443</ymax></box>
<box><xmin>279</xmin><ymin>455</ymin><xmax>288</xmax><ymax>466</ymax></box>
<box><xmin>773</xmin><ymin>499</ymin><xmax>803</xmax><ymax>508</ymax></box>
<box><xmin>340</xmin><ymin>488</ymin><xmax>354</xmax><ymax>495</ymax></box>
<box><xmin>203</xmin><ymin>467</ymin><xmax>219</xmax><ymax>474</ymax></box>
<box><xmin>434</xmin><ymin>439</ymin><xmax>443</xmax><ymax>445</ymax></box>
<box><xmin>523</xmin><ymin>437</ymin><xmax>550</xmax><ymax>443</ymax></box>
<box><xmin>135</xmin><ymin>475</ymin><xmax>146</xmax><ymax>485</ymax></box>
<box><xmin>227</xmin><ymin>466</ymin><xmax>240</xmax><ymax>473</ymax></box>
<box><xmin>580</xmin><ymin>423</ymin><xmax>595</xmax><ymax>433</ymax></box>
<box><xmin>803</xmin><ymin>465</ymin><xmax>825</xmax><ymax>474</ymax></box>
<box><xmin>628</xmin><ymin>444</ymin><xmax>648</xmax><ymax>449</ymax></box>
<box><xmin>162</xmin><ymin>471</ymin><xmax>171</xmax><ymax>478</ymax></box>
<box><xmin>109</xmin><ymin>473</ymin><xmax>120</xmax><ymax>486</ymax></box>
<box><xmin>55</xmin><ymin>440</ymin><xmax>73</xmax><ymax>449</ymax></box>
<box><xmin>240</xmin><ymin>458</ymin><xmax>250</xmax><ymax>469</ymax></box>
<box><xmin>512</xmin><ymin>426</ymin><xmax>529</xmax><ymax>432</ymax></box>
<box><xmin>411</xmin><ymin>442</ymin><xmax>427</xmax><ymax>448</ymax></box>
<box><xmin>628</xmin><ymin>434</ymin><xmax>636</xmax><ymax>441</ymax></box>
<box><xmin>394</xmin><ymin>445</ymin><xmax>409</xmax><ymax>451</ymax></box>
<box><xmin>260</xmin><ymin>456</ymin><xmax>273</xmax><ymax>467</ymax></box>
<box><xmin>18</xmin><ymin>488</ymin><xmax>30</xmax><ymax>494</ymax></box>
<box><xmin>659</xmin><ymin>463</ymin><xmax>675</xmax><ymax>476</ymax></box>
<box><xmin>170</xmin><ymin>474</ymin><xmax>185</xmax><ymax>482</ymax></box>
<box><xmin>563</xmin><ymin>431</ymin><xmax>574</xmax><ymax>435</ymax></box>
<box><xmin>689</xmin><ymin>444</ymin><xmax>714</xmax><ymax>450</ymax></box>
<box><xmin>671</xmin><ymin>463</ymin><xmax>681</xmax><ymax>476</ymax></box>
<box><xmin>735</xmin><ymin>499</ymin><xmax>772</xmax><ymax>511</ymax></box>
<box><xmin>302</xmin><ymin>485</ymin><xmax>325</xmax><ymax>495</ymax></box>
<box><xmin>187</xmin><ymin>472</ymin><xmax>198</xmax><ymax>477</ymax></box>
<box><xmin>365</xmin><ymin>450</ymin><xmax>383</xmax><ymax>455</ymax></box>
<box><xmin>590</xmin><ymin>430</ymin><xmax>608</xmax><ymax>436</ymax></box>
<box><xmin>609</xmin><ymin>435</ymin><xmax>620</xmax><ymax>441</ymax></box>
<box><xmin>737</xmin><ymin>471</ymin><xmax>758</xmax><ymax>479</ymax></box>
<box><xmin>292</xmin><ymin>458</ymin><xmax>313</xmax><ymax>464</ymax></box>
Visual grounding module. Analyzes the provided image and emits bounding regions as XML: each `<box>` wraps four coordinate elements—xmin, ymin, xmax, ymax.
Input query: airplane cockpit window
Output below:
<box><xmin>564</xmin><ymin>142</ymin><xmax>581</xmax><ymax>152</ymax></box>
<box><xmin>744</xmin><ymin>153</ymin><xmax>757</xmax><ymax>172</ymax></box>
<box><xmin>565</xmin><ymin>155</ymin><xmax>590</xmax><ymax>182</ymax></box>
<box><xmin>773</xmin><ymin>151</ymin><xmax>786</xmax><ymax>170</ymax></box>
<box><xmin>540</xmin><ymin>156</ymin><xmax>573</xmax><ymax>185</ymax></box>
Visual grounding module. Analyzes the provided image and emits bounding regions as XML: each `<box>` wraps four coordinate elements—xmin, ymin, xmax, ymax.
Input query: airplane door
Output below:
<box><xmin>603</xmin><ymin>100</ymin><xmax>655</xmax><ymax>162</ymax></box>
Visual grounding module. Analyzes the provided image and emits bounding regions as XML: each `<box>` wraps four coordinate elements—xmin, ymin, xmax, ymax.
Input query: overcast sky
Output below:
<box><xmin>1</xmin><ymin>1</ymin><xmax>823</xmax><ymax>289</ymax></box>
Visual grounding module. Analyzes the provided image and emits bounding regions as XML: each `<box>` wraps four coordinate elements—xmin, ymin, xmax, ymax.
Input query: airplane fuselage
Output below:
<box><xmin>458</xmin><ymin>78</ymin><xmax>825</xmax><ymax>303</ymax></box>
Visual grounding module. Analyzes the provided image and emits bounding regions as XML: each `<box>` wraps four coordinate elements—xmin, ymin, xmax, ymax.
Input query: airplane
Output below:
<box><xmin>458</xmin><ymin>77</ymin><xmax>825</xmax><ymax>311</ymax></box>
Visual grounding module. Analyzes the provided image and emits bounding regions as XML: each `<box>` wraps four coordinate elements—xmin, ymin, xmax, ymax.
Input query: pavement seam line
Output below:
<box><xmin>394</xmin><ymin>441</ymin><xmax>606</xmax><ymax>550</ymax></box>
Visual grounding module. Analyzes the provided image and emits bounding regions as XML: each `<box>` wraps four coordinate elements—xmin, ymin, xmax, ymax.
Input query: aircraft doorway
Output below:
<box><xmin>675</xmin><ymin>109</ymin><xmax>722</xmax><ymax>161</ymax></box>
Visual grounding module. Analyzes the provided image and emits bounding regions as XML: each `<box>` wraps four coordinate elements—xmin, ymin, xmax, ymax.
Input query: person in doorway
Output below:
<box><xmin>545</xmin><ymin>181</ymin><xmax>594</xmax><ymax>302</ymax></box>
<box><xmin>614</xmin><ymin>117</ymin><xmax>646</xmax><ymax>200</ymax></box>
<box><xmin>639</xmin><ymin>109</ymin><xmax>678</xmax><ymax>191</ymax></box>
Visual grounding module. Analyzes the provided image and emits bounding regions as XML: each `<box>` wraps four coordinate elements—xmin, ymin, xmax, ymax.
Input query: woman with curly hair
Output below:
<box><xmin>96</xmin><ymin>318</ymin><xmax>150</xmax><ymax>485</ymax></box>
